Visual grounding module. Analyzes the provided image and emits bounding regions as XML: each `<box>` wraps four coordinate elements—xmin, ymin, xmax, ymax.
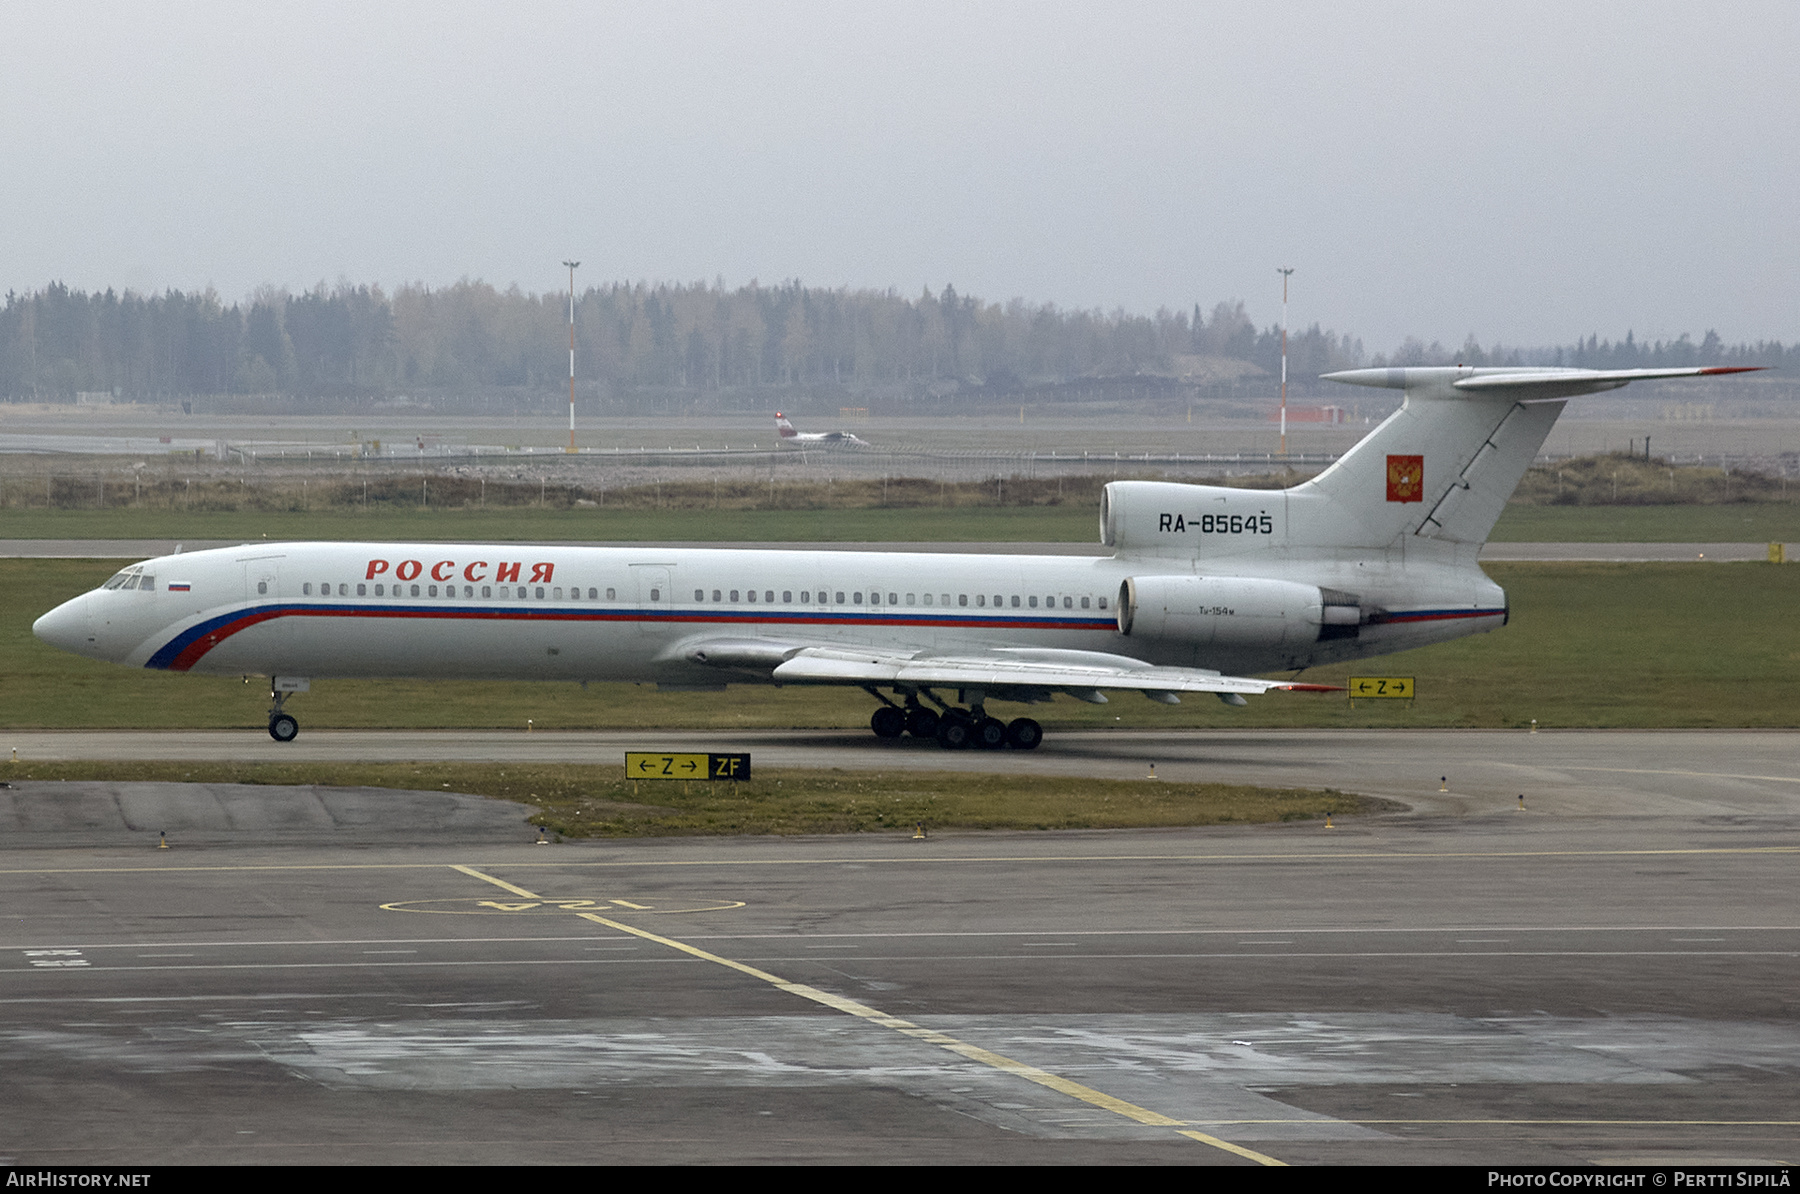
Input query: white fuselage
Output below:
<box><xmin>36</xmin><ymin>539</ymin><xmax>1504</xmax><ymax>688</ymax></box>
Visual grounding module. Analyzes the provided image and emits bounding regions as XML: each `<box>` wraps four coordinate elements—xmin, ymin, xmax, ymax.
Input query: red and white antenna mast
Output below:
<box><xmin>1278</xmin><ymin>267</ymin><xmax>1294</xmax><ymax>458</ymax></box>
<box><xmin>563</xmin><ymin>259</ymin><xmax>580</xmax><ymax>454</ymax></box>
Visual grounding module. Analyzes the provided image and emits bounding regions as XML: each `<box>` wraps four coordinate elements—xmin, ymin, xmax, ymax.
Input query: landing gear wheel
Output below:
<box><xmin>870</xmin><ymin>706</ymin><xmax>906</xmax><ymax>739</ymax></box>
<box><xmin>935</xmin><ymin>716</ymin><xmax>971</xmax><ymax>750</ymax></box>
<box><xmin>268</xmin><ymin>713</ymin><xmax>299</xmax><ymax>743</ymax></box>
<box><xmin>904</xmin><ymin>707</ymin><xmax>940</xmax><ymax>738</ymax></box>
<box><xmin>1005</xmin><ymin>718</ymin><xmax>1043</xmax><ymax>750</ymax></box>
<box><xmin>972</xmin><ymin>717</ymin><xmax>1007</xmax><ymax>750</ymax></box>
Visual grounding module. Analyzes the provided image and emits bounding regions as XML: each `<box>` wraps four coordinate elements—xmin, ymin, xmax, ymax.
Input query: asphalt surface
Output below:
<box><xmin>1</xmin><ymin>728</ymin><xmax>1796</xmax><ymax>1166</ymax></box>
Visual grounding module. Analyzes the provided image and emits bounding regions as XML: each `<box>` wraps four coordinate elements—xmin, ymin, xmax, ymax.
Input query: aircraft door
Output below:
<box><xmin>238</xmin><ymin>555</ymin><xmax>291</xmax><ymax>665</ymax></box>
<box><xmin>242</xmin><ymin>557</ymin><xmax>283</xmax><ymax>603</ymax></box>
<box><xmin>631</xmin><ymin>565</ymin><xmax>673</xmax><ymax>635</ymax></box>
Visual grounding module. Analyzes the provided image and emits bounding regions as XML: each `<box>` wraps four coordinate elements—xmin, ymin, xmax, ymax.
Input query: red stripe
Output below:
<box><xmin>164</xmin><ymin>606</ymin><xmax>1111</xmax><ymax>669</ymax></box>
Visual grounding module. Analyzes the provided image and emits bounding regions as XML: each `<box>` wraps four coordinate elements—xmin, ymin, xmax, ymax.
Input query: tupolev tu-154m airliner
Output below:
<box><xmin>34</xmin><ymin>365</ymin><xmax>1758</xmax><ymax>750</ymax></box>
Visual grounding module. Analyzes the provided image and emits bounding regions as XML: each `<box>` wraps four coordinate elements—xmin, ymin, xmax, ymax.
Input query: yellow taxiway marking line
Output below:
<box><xmin>449</xmin><ymin>864</ymin><xmax>1283</xmax><ymax>1166</ymax></box>
<box><xmin>448</xmin><ymin>864</ymin><xmax>539</xmax><ymax>898</ymax></box>
<box><xmin>5</xmin><ymin>843</ymin><xmax>1796</xmax><ymax>877</ymax></box>
<box><xmin>1174</xmin><ymin>1118</ymin><xmax>1800</xmax><ymax>1126</ymax></box>
<box><xmin>1562</xmin><ymin>766</ymin><xmax>1800</xmax><ymax>785</ymax></box>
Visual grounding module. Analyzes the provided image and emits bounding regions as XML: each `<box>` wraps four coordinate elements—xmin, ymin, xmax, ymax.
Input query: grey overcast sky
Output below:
<box><xmin>3</xmin><ymin>1</ymin><xmax>1796</xmax><ymax>352</ymax></box>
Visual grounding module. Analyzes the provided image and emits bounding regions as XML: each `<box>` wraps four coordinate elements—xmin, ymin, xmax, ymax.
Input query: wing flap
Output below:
<box><xmin>771</xmin><ymin>645</ymin><xmax>1309</xmax><ymax>695</ymax></box>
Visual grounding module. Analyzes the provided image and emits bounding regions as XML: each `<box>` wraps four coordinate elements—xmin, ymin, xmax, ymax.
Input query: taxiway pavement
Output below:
<box><xmin>0</xmin><ymin>728</ymin><xmax>1795</xmax><ymax>1165</ymax></box>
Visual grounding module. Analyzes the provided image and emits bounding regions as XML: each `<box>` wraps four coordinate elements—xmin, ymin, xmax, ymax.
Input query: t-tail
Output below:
<box><xmin>1100</xmin><ymin>365</ymin><xmax>1762</xmax><ymax>559</ymax></box>
<box><xmin>775</xmin><ymin>412</ymin><xmax>798</xmax><ymax>439</ymax></box>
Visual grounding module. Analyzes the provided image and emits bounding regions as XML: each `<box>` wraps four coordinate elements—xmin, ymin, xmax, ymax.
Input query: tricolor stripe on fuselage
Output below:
<box><xmin>145</xmin><ymin>602</ymin><xmax>1122</xmax><ymax>671</ymax></box>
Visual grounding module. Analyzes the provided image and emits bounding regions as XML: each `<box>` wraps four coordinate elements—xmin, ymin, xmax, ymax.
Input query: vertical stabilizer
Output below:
<box><xmin>1294</xmin><ymin>364</ymin><xmax>1761</xmax><ymax>549</ymax></box>
<box><xmin>1288</xmin><ymin>372</ymin><xmax>1553</xmax><ymax>548</ymax></box>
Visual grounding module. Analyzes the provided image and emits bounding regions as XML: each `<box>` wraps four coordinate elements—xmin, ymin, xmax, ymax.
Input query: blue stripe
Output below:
<box><xmin>146</xmin><ymin>602</ymin><xmax>1117</xmax><ymax>669</ymax></box>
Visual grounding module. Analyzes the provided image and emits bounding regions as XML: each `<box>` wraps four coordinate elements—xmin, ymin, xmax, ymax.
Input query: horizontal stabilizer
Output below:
<box><xmin>1325</xmin><ymin>365</ymin><xmax>1763</xmax><ymax>400</ymax></box>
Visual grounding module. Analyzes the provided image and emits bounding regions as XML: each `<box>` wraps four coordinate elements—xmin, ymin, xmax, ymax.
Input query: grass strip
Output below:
<box><xmin>4</xmin><ymin>501</ymin><xmax>1800</xmax><ymax>545</ymax></box>
<box><xmin>0</xmin><ymin>760</ymin><xmax>1389</xmax><ymax>837</ymax></box>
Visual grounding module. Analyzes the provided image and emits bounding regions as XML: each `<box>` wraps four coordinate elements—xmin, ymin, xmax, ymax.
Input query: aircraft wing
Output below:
<box><xmin>681</xmin><ymin>637</ymin><xmax>1335</xmax><ymax>700</ymax></box>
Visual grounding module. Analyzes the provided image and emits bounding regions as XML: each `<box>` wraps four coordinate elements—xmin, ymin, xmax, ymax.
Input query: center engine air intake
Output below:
<box><xmin>1117</xmin><ymin>575</ymin><xmax>1362</xmax><ymax>646</ymax></box>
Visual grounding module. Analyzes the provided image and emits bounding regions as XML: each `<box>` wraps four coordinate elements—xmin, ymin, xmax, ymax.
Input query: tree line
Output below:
<box><xmin>2</xmin><ymin>278</ymin><xmax>1789</xmax><ymax>407</ymax></box>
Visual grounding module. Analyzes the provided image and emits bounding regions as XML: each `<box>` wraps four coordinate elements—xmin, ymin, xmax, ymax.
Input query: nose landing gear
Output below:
<box><xmin>266</xmin><ymin>679</ymin><xmax>303</xmax><ymax>742</ymax></box>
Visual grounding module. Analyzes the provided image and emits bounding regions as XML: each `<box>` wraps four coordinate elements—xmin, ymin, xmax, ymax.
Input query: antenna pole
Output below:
<box><xmin>1278</xmin><ymin>267</ymin><xmax>1294</xmax><ymax>458</ymax></box>
<box><xmin>563</xmin><ymin>260</ymin><xmax>580</xmax><ymax>454</ymax></box>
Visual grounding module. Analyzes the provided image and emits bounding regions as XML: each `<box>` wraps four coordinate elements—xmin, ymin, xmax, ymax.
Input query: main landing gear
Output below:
<box><xmin>866</xmin><ymin>689</ymin><xmax>1042</xmax><ymax>751</ymax></box>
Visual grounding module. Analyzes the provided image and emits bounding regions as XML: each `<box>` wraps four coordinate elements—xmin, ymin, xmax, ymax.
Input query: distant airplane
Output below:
<box><xmin>34</xmin><ymin>365</ymin><xmax>1757</xmax><ymax>750</ymax></box>
<box><xmin>775</xmin><ymin>412</ymin><xmax>869</xmax><ymax>446</ymax></box>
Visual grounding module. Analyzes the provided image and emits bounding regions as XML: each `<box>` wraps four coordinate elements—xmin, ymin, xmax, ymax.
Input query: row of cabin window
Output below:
<box><xmin>293</xmin><ymin>581</ymin><xmax>1107</xmax><ymax>611</ymax></box>
<box><xmin>300</xmin><ymin>582</ymin><xmax>620</xmax><ymax>600</ymax></box>
<box><xmin>689</xmin><ymin>589</ymin><xmax>1104</xmax><ymax>610</ymax></box>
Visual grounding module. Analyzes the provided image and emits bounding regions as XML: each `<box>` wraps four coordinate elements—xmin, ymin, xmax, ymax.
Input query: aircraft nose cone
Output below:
<box><xmin>33</xmin><ymin>593</ymin><xmax>94</xmax><ymax>656</ymax></box>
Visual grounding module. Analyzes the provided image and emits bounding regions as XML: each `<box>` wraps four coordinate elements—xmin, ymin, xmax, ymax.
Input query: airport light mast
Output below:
<box><xmin>1278</xmin><ymin>267</ymin><xmax>1294</xmax><ymax>458</ymax></box>
<box><xmin>563</xmin><ymin>260</ymin><xmax>580</xmax><ymax>454</ymax></box>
